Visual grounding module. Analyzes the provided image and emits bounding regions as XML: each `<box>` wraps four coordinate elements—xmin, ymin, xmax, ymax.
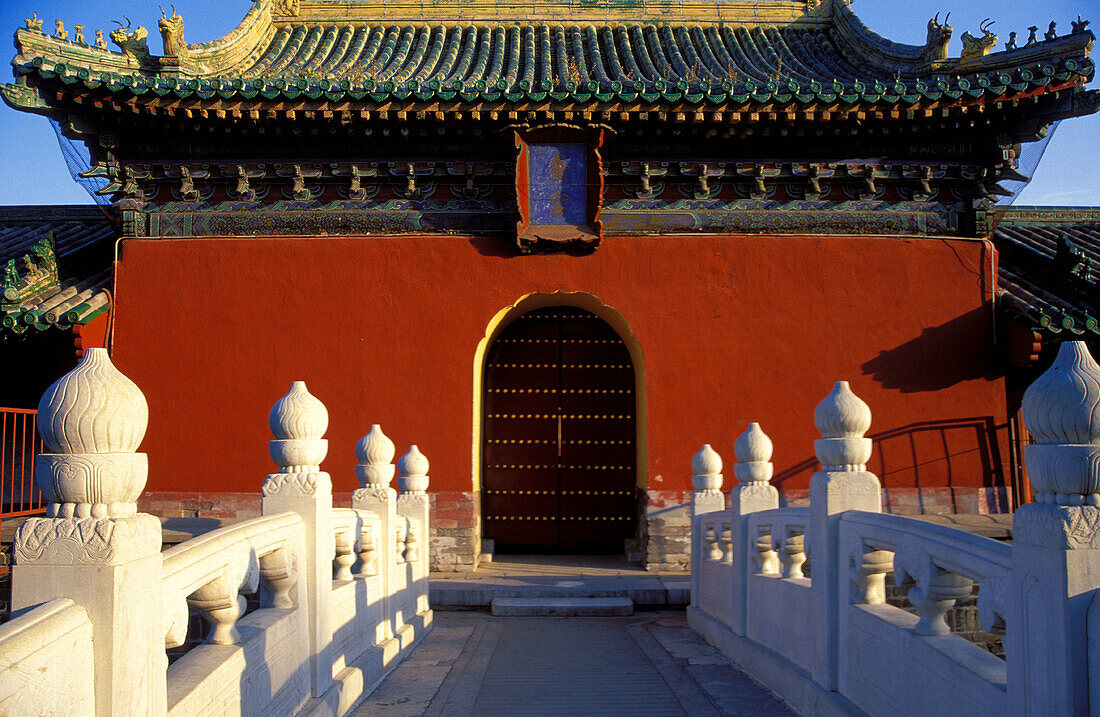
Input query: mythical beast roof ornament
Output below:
<box><xmin>961</xmin><ymin>18</ymin><xmax>997</xmax><ymax>65</ymax></box>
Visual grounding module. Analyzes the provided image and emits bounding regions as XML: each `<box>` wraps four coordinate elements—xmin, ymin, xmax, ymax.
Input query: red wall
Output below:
<box><xmin>112</xmin><ymin>234</ymin><xmax>1007</xmax><ymax>498</ymax></box>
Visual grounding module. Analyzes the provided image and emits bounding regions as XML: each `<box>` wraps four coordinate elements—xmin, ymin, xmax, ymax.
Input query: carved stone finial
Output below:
<box><xmin>1072</xmin><ymin>16</ymin><xmax>1090</xmax><ymax>34</ymax></box>
<box><xmin>54</xmin><ymin>19</ymin><xmax>66</xmax><ymax>39</ymax></box>
<box><xmin>95</xmin><ymin>29</ymin><xmax>105</xmax><ymax>48</ymax></box>
<box><xmin>73</xmin><ymin>25</ymin><xmax>85</xmax><ymax>44</ymax></box>
<box><xmin>735</xmin><ymin>423</ymin><xmax>773</xmax><ymax>464</ymax></box>
<box><xmin>355</xmin><ymin>424</ymin><xmax>396</xmax><ymax>487</ymax></box>
<box><xmin>814</xmin><ymin>381</ymin><xmax>871</xmax><ymax>438</ymax></box>
<box><xmin>268</xmin><ymin>381</ymin><xmax>328</xmax><ymax>473</ymax></box>
<box><xmin>397</xmin><ymin>445</ymin><xmax>430</xmax><ymax>493</ymax></box>
<box><xmin>38</xmin><ymin>348</ymin><xmax>148</xmax><ymax>454</ymax></box>
<box><xmin>26</xmin><ymin>13</ymin><xmax>43</xmax><ymax>31</ymax></box>
<box><xmin>35</xmin><ymin>348</ymin><xmax>149</xmax><ymax>519</ymax></box>
<box><xmin>1026</xmin><ymin>25</ymin><xmax>1039</xmax><ymax>46</ymax></box>
<box><xmin>814</xmin><ymin>381</ymin><xmax>873</xmax><ymax>471</ymax></box>
<box><xmin>734</xmin><ymin>424</ymin><xmax>774</xmax><ymax>486</ymax></box>
<box><xmin>270</xmin><ymin>381</ymin><xmax>328</xmax><ymax>439</ymax></box>
<box><xmin>691</xmin><ymin>444</ymin><xmax>723</xmax><ymax>492</ymax></box>
<box><xmin>1022</xmin><ymin>341</ymin><xmax>1100</xmax><ymax>505</ymax></box>
<box><xmin>1045</xmin><ymin>21</ymin><xmax>1058</xmax><ymax>41</ymax></box>
<box><xmin>1023</xmin><ymin>341</ymin><xmax>1100</xmax><ymax>444</ymax></box>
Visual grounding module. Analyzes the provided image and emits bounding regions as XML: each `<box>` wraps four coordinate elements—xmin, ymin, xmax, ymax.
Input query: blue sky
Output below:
<box><xmin>0</xmin><ymin>0</ymin><xmax>1097</xmax><ymax>206</ymax></box>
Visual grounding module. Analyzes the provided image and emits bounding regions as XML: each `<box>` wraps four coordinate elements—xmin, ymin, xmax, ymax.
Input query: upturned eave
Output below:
<box><xmin>6</xmin><ymin>0</ymin><xmax>1094</xmax><ymax>115</ymax></box>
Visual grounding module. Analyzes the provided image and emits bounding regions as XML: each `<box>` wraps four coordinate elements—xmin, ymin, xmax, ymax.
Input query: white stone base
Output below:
<box><xmin>168</xmin><ymin>607</ymin><xmax>311</xmax><ymax>717</ymax></box>
<box><xmin>299</xmin><ymin>610</ymin><xmax>434</xmax><ymax>717</ymax></box>
<box><xmin>687</xmin><ymin>606</ymin><xmax>859</xmax><ymax>717</ymax></box>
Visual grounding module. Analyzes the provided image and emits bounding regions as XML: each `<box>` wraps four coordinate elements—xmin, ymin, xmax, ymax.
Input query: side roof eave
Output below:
<box><xmin>10</xmin><ymin>0</ymin><xmax>277</xmax><ymax>78</ymax></box>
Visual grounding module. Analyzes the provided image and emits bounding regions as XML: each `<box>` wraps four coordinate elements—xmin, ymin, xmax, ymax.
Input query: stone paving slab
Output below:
<box><xmin>353</xmin><ymin>612</ymin><xmax>795</xmax><ymax>716</ymax></box>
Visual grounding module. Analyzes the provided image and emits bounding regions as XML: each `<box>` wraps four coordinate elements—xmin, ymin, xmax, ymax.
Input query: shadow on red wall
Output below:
<box><xmin>859</xmin><ymin>305</ymin><xmax>999</xmax><ymax>392</ymax></box>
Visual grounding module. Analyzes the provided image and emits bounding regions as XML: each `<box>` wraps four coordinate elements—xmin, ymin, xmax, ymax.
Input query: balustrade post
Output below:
<box><xmin>807</xmin><ymin>381</ymin><xmax>881</xmax><ymax>692</ymax></box>
<box><xmin>690</xmin><ymin>444</ymin><xmax>725</xmax><ymax>608</ymax></box>
<box><xmin>12</xmin><ymin>348</ymin><xmax>166</xmax><ymax>716</ymax></box>
<box><xmin>1009</xmin><ymin>341</ymin><xmax>1100</xmax><ymax>716</ymax></box>
<box><xmin>351</xmin><ymin>424</ymin><xmax>397</xmax><ymax>639</ymax></box>
<box><xmin>691</xmin><ymin>443</ymin><xmax>726</xmax><ymax>517</ymax></box>
<box><xmin>398</xmin><ymin>445</ymin><xmax>432</xmax><ymax>616</ymax></box>
<box><xmin>260</xmin><ymin>381</ymin><xmax>334</xmax><ymax>697</ymax></box>
<box><xmin>729</xmin><ymin>423</ymin><xmax>779</xmax><ymax>634</ymax></box>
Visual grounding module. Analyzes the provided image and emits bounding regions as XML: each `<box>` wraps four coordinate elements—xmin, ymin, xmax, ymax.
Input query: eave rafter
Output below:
<box><xmin>27</xmin><ymin>67</ymin><xmax>1092</xmax><ymax>129</ymax></box>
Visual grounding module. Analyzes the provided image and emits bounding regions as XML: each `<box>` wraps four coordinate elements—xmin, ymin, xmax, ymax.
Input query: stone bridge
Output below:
<box><xmin>2</xmin><ymin>342</ymin><xmax>1099</xmax><ymax>715</ymax></box>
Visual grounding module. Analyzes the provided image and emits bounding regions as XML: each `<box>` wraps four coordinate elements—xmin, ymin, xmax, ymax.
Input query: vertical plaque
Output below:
<box><xmin>528</xmin><ymin>143</ymin><xmax>588</xmax><ymax>226</ymax></box>
<box><xmin>515</xmin><ymin>127</ymin><xmax>604</xmax><ymax>251</ymax></box>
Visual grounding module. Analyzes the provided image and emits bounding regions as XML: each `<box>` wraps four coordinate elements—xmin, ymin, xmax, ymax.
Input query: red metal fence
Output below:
<box><xmin>1</xmin><ymin>408</ymin><xmax>46</xmax><ymax>575</ymax></box>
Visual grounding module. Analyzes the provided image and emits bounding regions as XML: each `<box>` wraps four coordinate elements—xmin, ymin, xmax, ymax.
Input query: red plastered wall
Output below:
<box><xmin>112</xmin><ymin>233</ymin><xmax>1008</xmax><ymax>497</ymax></box>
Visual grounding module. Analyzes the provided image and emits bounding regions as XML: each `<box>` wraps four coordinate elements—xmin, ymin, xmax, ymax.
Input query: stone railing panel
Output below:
<box><xmin>747</xmin><ymin>508</ymin><xmax>810</xmax><ymax>580</ymax></box>
<box><xmin>0</xmin><ymin>599</ymin><xmax>95</xmax><ymax>716</ymax></box>
<box><xmin>161</xmin><ymin>511</ymin><xmax>306</xmax><ymax>648</ymax></box>
<box><xmin>745</xmin><ymin>507</ymin><xmax>814</xmax><ymax>672</ymax></box>
<box><xmin>330</xmin><ymin>507</ymin><xmax>388</xmax><ymax>676</ymax></box>
<box><xmin>839</xmin><ymin>512</ymin><xmax>1010</xmax><ymax>634</ymax></box>
<box><xmin>838</xmin><ymin>507</ymin><xmax>1010</xmax><ymax>717</ymax></box>
<box><xmin>698</xmin><ymin>512</ymin><xmax>734</xmax><ymax>623</ymax></box>
<box><xmin>161</xmin><ymin>512</ymin><xmax>312</xmax><ymax>715</ymax></box>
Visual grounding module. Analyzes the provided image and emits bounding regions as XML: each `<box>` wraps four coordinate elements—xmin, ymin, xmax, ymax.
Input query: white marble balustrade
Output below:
<box><xmin>689</xmin><ymin>342</ymin><xmax>1100</xmax><ymax>717</ymax></box>
<box><xmin>0</xmin><ymin>351</ymin><xmax>432</xmax><ymax>717</ymax></box>
<box><xmin>836</xmin><ymin>511</ymin><xmax>1010</xmax><ymax>717</ymax></box>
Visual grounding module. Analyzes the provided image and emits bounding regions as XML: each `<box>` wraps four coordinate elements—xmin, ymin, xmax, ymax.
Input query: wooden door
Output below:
<box><xmin>482</xmin><ymin>307</ymin><xmax>636</xmax><ymax>552</ymax></box>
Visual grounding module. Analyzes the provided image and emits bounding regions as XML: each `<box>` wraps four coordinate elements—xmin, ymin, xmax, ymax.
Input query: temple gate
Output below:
<box><xmin>482</xmin><ymin>307</ymin><xmax>636</xmax><ymax>552</ymax></box>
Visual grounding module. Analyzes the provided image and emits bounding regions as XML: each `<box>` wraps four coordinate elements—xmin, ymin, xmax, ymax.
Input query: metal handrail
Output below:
<box><xmin>0</xmin><ymin>408</ymin><xmax>47</xmax><ymax>575</ymax></box>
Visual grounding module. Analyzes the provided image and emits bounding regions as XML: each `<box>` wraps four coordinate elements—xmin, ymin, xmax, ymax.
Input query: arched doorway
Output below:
<box><xmin>481</xmin><ymin>306</ymin><xmax>637</xmax><ymax>553</ymax></box>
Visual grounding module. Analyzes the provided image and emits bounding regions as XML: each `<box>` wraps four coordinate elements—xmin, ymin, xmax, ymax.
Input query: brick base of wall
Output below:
<box><xmin>429</xmin><ymin>491</ymin><xmax>481</xmax><ymax>572</ymax></box>
<box><xmin>142</xmin><ymin>490</ymin><xmax>484</xmax><ymax>572</ymax></box>
<box><xmin>139</xmin><ymin>491</ymin><xmax>262</xmax><ymax>520</ymax></box>
<box><xmin>777</xmin><ymin>486</ymin><xmax>1012</xmax><ymax>515</ymax></box>
<box><xmin>644</xmin><ymin>490</ymin><xmax>694</xmax><ymax>571</ymax></box>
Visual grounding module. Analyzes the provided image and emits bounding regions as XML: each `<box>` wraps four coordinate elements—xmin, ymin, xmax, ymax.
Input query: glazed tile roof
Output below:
<box><xmin>4</xmin><ymin>0</ymin><xmax>1096</xmax><ymax>111</ymax></box>
<box><xmin>0</xmin><ymin>206</ymin><xmax>115</xmax><ymax>337</ymax></box>
<box><xmin>995</xmin><ymin>207</ymin><xmax>1100</xmax><ymax>338</ymax></box>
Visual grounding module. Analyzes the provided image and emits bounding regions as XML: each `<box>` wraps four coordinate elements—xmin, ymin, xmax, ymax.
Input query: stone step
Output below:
<box><xmin>491</xmin><ymin>597</ymin><xmax>634</xmax><ymax>617</ymax></box>
<box><xmin>431</xmin><ymin>577</ymin><xmax>690</xmax><ymax>610</ymax></box>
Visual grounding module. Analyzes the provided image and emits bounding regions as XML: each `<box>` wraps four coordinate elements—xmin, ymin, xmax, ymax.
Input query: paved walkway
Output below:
<box><xmin>354</xmin><ymin>612</ymin><xmax>794</xmax><ymax>716</ymax></box>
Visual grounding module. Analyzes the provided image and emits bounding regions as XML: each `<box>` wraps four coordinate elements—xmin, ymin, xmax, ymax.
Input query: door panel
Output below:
<box><xmin>482</xmin><ymin>306</ymin><xmax>636</xmax><ymax>552</ymax></box>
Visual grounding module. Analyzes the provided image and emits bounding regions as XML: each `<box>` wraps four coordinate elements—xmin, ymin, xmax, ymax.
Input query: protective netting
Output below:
<box><xmin>49</xmin><ymin>118</ymin><xmax>111</xmax><ymax>205</ymax></box>
<box><xmin>998</xmin><ymin>120</ymin><xmax>1060</xmax><ymax>206</ymax></box>
<box><xmin>46</xmin><ymin>113</ymin><xmax>1056</xmax><ymax>208</ymax></box>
